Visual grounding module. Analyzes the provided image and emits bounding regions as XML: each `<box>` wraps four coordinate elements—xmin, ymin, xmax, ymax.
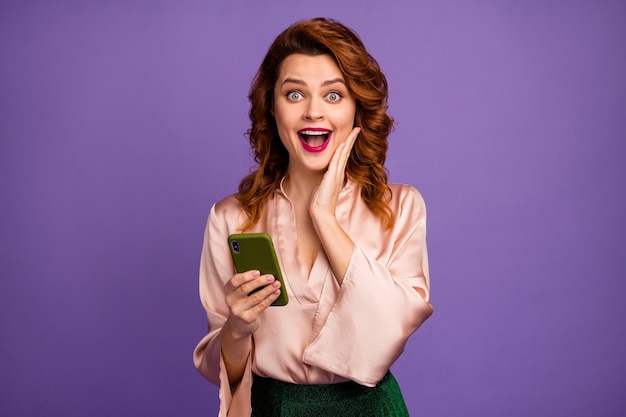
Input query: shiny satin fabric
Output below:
<box><xmin>194</xmin><ymin>179</ymin><xmax>433</xmax><ymax>416</ymax></box>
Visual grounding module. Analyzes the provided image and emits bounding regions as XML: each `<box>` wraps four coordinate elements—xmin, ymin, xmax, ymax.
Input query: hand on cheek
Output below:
<box><xmin>309</xmin><ymin>127</ymin><xmax>361</xmax><ymax>218</ymax></box>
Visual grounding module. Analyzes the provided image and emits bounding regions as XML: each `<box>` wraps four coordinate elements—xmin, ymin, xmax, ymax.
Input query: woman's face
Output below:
<box><xmin>273</xmin><ymin>53</ymin><xmax>356</xmax><ymax>176</ymax></box>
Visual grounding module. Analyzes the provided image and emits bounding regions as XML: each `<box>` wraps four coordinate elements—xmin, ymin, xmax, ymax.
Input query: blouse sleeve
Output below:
<box><xmin>302</xmin><ymin>187</ymin><xmax>434</xmax><ymax>387</ymax></box>
<box><xmin>193</xmin><ymin>203</ymin><xmax>252</xmax><ymax>416</ymax></box>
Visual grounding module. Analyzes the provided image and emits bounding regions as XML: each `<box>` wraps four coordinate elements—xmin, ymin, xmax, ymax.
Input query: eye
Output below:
<box><xmin>287</xmin><ymin>91</ymin><xmax>304</xmax><ymax>101</ymax></box>
<box><xmin>326</xmin><ymin>92</ymin><xmax>342</xmax><ymax>102</ymax></box>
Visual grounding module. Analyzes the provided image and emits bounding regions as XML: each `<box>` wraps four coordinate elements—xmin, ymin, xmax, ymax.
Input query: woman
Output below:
<box><xmin>194</xmin><ymin>17</ymin><xmax>433</xmax><ymax>416</ymax></box>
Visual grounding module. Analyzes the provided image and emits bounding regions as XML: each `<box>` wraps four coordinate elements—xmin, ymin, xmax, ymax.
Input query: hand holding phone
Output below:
<box><xmin>228</xmin><ymin>233</ymin><xmax>289</xmax><ymax>306</ymax></box>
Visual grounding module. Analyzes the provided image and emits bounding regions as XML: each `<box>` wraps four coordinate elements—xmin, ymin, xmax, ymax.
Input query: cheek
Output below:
<box><xmin>340</xmin><ymin>101</ymin><xmax>357</xmax><ymax>125</ymax></box>
<box><xmin>273</xmin><ymin>102</ymin><xmax>293</xmax><ymax>127</ymax></box>
<box><xmin>338</xmin><ymin>107</ymin><xmax>357</xmax><ymax>128</ymax></box>
<box><xmin>274</xmin><ymin>115</ymin><xmax>289</xmax><ymax>138</ymax></box>
<box><xmin>273</xmin><ymin>114</ymin><xmax>292</xmax><ymax>148</ymax></box>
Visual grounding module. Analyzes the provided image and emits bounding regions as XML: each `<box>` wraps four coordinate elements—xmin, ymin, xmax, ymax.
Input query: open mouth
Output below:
<box><xmin>298</xmin><ymin>129</ymin><xmax>331</xmax><ymax>152</ymax></box>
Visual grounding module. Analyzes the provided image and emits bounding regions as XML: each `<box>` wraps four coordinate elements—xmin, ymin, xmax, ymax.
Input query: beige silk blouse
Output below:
<box><xmin>193</xmin><ymin>179</ymin><xmax>433</xmax><ymax>417</ymax></box>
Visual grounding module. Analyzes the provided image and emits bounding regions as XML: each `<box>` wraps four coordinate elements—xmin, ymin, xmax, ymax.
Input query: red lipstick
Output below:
<box><xmin>297</xmin><ymin>128</ymin><xmax>332</xmax><ymax>153</ymax></box>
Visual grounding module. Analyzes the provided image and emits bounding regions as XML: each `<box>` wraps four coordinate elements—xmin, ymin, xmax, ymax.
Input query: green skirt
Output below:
<box><xmin>251</xmin><ymin>371</ymin><xmax>409</xmax><ymax>417</ymax></box>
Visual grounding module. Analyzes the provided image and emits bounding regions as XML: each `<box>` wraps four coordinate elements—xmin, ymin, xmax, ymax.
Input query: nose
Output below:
<box><xmin>303</xmin><ymin>98</ymin><xmax>324</xmax><ymax>121</ymax></box>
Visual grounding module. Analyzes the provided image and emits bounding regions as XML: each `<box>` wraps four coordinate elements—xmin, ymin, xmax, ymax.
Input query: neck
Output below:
<box><xmin>283</xmin><ymin>169</ymin><xmax>324</xmax><ymax>200</ymax></box>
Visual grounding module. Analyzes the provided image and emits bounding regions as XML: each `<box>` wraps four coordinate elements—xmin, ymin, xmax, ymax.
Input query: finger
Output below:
<box><xmin>329</xmin><ymin>127</ymin><xmax>360</xmax><ymax>178</ymax></box>
<box><xmin>338</xmin><ymin>127</ymin><xmax>360</xmax><ymax>172</ymax></box>
<box><xmin>249</xmin><ymin>277</ymin><xmax>281</xmax><ymax>303</ymax></box>
<box><xmin>225</xmin><ymin>270</ymin><xmax>261</xmax><ymax>292</ymax></box>
<box><xmin>226</xmin><ymin>275</ymin><xmax>279</xmax><ymax>314</ymax></box>
<box><xmin>240</xmin><ymin>274</ymin><xmax>277</xmax><ymax>297</ymax></box>
<box><xmin>232</xmin><ymin>277</ymin><xmax>281</xmax><ymax>315</ymax></box>
<box><xmin>346</xmin><ymin>126</ymin><xmax>361</xmax><ymax>151</ymax></box>
<box><xmin>248</xmin><ymin>280</ymin><xmax>282</xmax><ymax>313</ymax></box>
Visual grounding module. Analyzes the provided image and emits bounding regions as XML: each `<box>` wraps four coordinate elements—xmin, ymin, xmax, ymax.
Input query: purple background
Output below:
<box><xmin>1</xmin><ymin>1</ymin><xmax>625</xmax><ymax>416</ymax></box>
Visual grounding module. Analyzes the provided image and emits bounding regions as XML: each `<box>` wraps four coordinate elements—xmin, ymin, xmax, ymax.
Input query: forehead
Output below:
<box><xmin>276</xmin><ymin>54</ymin><xmax>344</xmax><ymax>84</ymax></box>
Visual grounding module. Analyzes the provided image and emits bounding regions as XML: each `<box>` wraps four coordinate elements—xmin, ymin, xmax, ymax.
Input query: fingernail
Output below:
<box><xmin>272</xmin><ymin>280</ymin><xmax>281</xmax><ymax>288</ymax></box>
<box><xmin>266</xmin><ymin>274</ymin><xmax>275</xmax><ymax>282</ymax></box>
<box><xmin>251</xmin><ymin>270</ymin><xmax>260</xmax><ymax>277</ymax></box>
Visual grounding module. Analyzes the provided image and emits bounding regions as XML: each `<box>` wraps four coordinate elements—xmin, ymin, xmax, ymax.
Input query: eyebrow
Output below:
<box><xmin>281</xmin><ymin>77</ymin><xmax>346</xmax><ymax>87</ymax></box>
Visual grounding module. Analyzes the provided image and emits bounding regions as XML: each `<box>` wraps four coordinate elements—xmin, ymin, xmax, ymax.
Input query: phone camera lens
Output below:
<box><xmin>232</xmin><ymin>241</ymin><xmax>240</xmax><ymax>253</ymax></box>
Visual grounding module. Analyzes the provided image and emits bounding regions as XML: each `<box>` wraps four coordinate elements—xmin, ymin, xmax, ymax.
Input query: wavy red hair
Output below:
<box><xmin>237</xmin><ymin>17</ymin><xmax>395</xmax><ymax>231</ymax></box>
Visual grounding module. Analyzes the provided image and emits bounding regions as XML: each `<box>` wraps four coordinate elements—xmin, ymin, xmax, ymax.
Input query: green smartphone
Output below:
<box><xmin>227</xmin><ymin>233</ymin><xmax>289</xmax><ymax>306</ymax></box>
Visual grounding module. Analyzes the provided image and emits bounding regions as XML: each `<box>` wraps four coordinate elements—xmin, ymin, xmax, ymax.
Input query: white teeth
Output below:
<box><xmin>300</xmin><ymin>130</ymin><xmax>328</xmax><ymax>136</ymax></box>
